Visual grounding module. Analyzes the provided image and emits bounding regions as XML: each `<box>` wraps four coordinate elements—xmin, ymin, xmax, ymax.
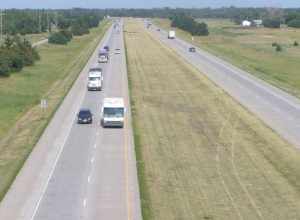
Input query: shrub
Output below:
<box><xmin>60</xmin><ymin>30</ymin><xmax>73</xmax><ymax>41</ymax></box>
<box><xmin>294</xmin><ymin>41</ymin><xmax>299</xmax><ymax>46</ymax></box>
<box><xmin>9</xmin><ymin>51</ymin><xmax>24</xmax><ymax>72</ymax></box>
<box><xmin>287</xmin><ymin>19</ymin><xmax>300</xmax><ymax>28</ymax></box>
<box><xmin>48</xmin><ymin>32</ymin><xmax>69</xmax><ymax>45</ymax></box>
<box><xmin>276</xmin><ymin>44</ymin><xmax>282</xmax><ymax>52</ymax></box>
<box><xmin>263</xmin><ymin>18</ymin><xmax>281</xmax><ymax>28</ymax></box>
<box><xmin>0</xmin><ymin>51</ymin><xmax>11</xmax><ymax>77</ymax></box>
<box><xmin>71</xmin><ymin>23</ymin><xmax>90</xmax><ymax>36</ymax></box>
<box><xmin>272</xmin><ymin>42</ymin><xmax>278</xmax><ymax>47</ymax></box>
<box><xmin>170</xmin><ymin>13</ymin><xmax>209</xmax><ymax>36</ymax></box>
<box><xmin>0</xmin><ymin>36</ymin><xmax>40</xmax><ymax>76</ymax></box>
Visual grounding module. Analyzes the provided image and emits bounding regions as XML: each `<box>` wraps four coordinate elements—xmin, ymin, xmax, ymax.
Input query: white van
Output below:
<box><xmin>101</xmin><ymin>98</ymin><xmax>125</xmax><ymax>128</ymax></box>
<box><xmin>168</xmin><ymin>30</ymin><xmax>176</xmax><ymax>39</ymax></box>
<box><xmin>87</xmin><ymin>67</ymin><xmax>103</xmax><ymax>91</ymax></box>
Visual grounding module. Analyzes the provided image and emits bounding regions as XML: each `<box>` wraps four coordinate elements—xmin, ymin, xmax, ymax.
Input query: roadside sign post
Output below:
<box><xmin>40</xmin><ymin>99</ymin><xmax>48</xmax><ymax>118</ymax></box>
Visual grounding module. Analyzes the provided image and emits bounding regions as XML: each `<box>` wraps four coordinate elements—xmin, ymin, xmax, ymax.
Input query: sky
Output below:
<box><xmin>1</xmin><ymin>0</ymin><xmax>300</xmax><ymax>9</ymax></box>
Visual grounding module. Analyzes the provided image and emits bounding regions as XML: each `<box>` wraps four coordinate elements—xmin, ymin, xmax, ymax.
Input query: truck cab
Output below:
<box><xmin>87</xmin><ymin>66</ymin><xmax>103</xmax><ymax>91</ymax></box>
<box><xmin>98</xmin><ymin>49</ymin><xmax>109</xmax><ymax>63</ymax></box>
<box><xmin>101</xmin><ymin>98</ymin><xmax>125</xmax><ymax>128</ymax></box>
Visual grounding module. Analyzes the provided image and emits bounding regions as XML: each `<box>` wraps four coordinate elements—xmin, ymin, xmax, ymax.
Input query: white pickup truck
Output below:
<box><xmin>87</xmin><ymin>66</ymin><xmax>103</xmax><ymax>91</ymax></box>
<box><xmin>101</xmin><ymin>97</ymin><xmax>125</xmax><ymax>128</ymax></box>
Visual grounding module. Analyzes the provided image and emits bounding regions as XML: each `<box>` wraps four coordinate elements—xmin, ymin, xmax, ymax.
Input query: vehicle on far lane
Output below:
<box><xmin>77</xmin><ymin>108</ymin><xmax>93</xmax><ymax>124</ymax></box>
<box><xmin>168</xmin><ymin>30</ymin><xmax>176</xmax><ymax>39</ymax></box>
<box><xmin>189</xmin><ymin>47</ymin><xmax>196</xmax><ymax>53</ymax></box>
<box><xmin>115</xmin><ymin>48</ymin><xmax>121</xmax><ymax>54</ymax></box>
<box><xmin>101</xmin><ymin>98</ymin><xmax>125</xmax><ymax>128</ymax></box>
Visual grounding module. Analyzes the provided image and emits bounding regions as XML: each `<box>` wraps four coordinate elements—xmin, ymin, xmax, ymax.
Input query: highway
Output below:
<box><xmin>0</xmin><ymin>21</ymin><xmax>142</xmax><ymax>220</ymax></box>
<box><xmin>149</xmin><ymin>23</ymin><xmax>300</xmax><ymax>149</ymax></box>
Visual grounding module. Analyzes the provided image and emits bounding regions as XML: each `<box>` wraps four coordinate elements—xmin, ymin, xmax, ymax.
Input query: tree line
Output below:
<box><xmin>49</xmin><ymin>11</ymin><xmax>103</xmax><ymax>45</ymax></box>
<box><xmin>1</xmin><ymin>9</ymin><xmax>103</xmax><ymax>36</ymax></box>
<box><xmin>0</xmin><ymin>9</ymin><xmax>103</xmax><ymax>76</ymax></box>
<box><xmin>170</xmin><ymin>14</ymin><xmax>209</xmax><ymax>36</ymax></box>
<box><xmin>102</xmin><ymin>7</ymin><xmax>300</xmax><ymax>29</ymax></box>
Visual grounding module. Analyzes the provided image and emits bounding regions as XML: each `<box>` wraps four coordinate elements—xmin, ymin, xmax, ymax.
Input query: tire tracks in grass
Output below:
<box><xmin>215</xmin><ymin>114</ymin><xmax>244</xmax><ymax>220</ymax></box>
<box><xmin>229</xmin><ymin>122</ymin><xmax>264</xmax><ymax>220</ymax></box>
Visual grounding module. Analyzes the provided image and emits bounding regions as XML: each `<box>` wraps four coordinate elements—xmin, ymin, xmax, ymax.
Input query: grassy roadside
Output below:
<box><xmin>124</xmin><ymin>28</ymin><xmax>153</xmax><ymax>220</ymax></box>
<box><xmin>153</xmin><ymin>18</ymin><xmax>300</xmax><ymax>98</ymax></box>
<box><xmin>0</xmin><ymin>20</ymin><xmax>110</xmax><ymax>201</ymax></box>
<box><xmin>125</xmin><ymin>19</ymin><xmax>300</xmax><ymax>220</ymax></box>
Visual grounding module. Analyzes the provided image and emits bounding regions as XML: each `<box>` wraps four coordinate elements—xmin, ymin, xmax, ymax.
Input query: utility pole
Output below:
<box><xmin>46</xmin><ymin>11</ymin><xmax>50</xmax><ymax>32</ymax></box>
<box><xmin>39</xmin><ymin>10</ymin><xmax>42</xmax><ymax>33</ymax></box>
<box><xmin>0</xmin><ymin>9</ymin><xmax>3</xmax><ymax>43</ymax></box>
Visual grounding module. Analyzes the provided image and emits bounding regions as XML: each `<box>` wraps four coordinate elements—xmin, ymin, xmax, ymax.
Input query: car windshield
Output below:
<box><xmin>89</xmin><ymin>77</ymin><xmax>101</xmax><ymax>81</ymax></box>
<box><xmin>79</xmin><ymin>110</ymin><xmax>91</xmax><ymax>117</ymax></box>
<box><xmin>103</xmin><ymin>107</ymin><xmax>124</xmax><ymax>117</ymax></box>
<box><xmin>90</xmin><ymin>68</ymin><xmax>102</xmax><ymax>72</ymax></box>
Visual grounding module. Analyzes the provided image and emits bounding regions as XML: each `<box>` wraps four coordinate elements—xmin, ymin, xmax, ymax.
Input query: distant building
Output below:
<box><xmin>253</xmin><ymin>19</ymin><xmax>263</xmax><ymax>27</ymax></box>
<box><xmin>242</xmin><ymin>20</ymin><xmax>252</xmax><ymax>27</ymax></box>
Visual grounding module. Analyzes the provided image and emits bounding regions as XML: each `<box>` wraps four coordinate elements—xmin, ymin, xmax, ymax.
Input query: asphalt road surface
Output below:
<box><xmin>149</xmin><ymin>23</ymin><xmax>300</xmax><ymax>149</ymax></box>
<box><xmin>0</xmin><ymin>21</ymin><xmax>142</xmax><ymax>220</ymax></box>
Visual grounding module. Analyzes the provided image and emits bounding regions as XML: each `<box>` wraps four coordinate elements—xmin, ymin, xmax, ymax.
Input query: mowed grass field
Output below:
<box><xmin>0</xmin><ymin>20</ymin><xmax>110</xmax><ymax>200</ymax></box>
<box><xmin>125</xmin><ymin>19</ymin><xmax>300</xmax><ymax>220</ymax></box>
<box><xmin>153</xmin><ymin>18</ymin><xmax>300</xmax><ymax>98</ymax></box>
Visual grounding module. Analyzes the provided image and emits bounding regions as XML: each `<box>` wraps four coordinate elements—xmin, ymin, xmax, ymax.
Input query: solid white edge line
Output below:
<box><xmin>30</xmin><ymin>118</ymin><xmax>75</xmax><ymax>220</ymax></box>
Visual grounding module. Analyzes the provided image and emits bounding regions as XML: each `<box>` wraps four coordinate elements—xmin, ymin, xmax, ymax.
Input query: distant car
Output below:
<box><xmin>77</xmin><ymin>108</ymin><xmax>93</xmax><ymax>124</ymax></box>
<box><xmin>189</xmin><ymin>47</ymin><xmax>196</xmax><ymax>53</ymax></box>
<box><xmin>115</xmin><ymin>48</ymin><xmax>121</xmax><ymax>54</ymax></box>
<box><xmin>157</xmin><ymin>28</ymin><xmax>160</xmax><ymax>31</ymax></box>
<box><xmin>104</xmin><ymin>45</ymin><xmax>110</xmax><ymax>52</ymax></box>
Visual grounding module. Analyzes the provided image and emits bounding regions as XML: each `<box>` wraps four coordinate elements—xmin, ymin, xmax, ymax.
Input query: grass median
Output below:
<box><xmin>153</xmin><ymin>18</ymin><xmax>300</xmax><ymax>98</ymax></box>
<box><xmin>125</xmin><ymin>19</ymin><xmax>300</xmax><ymax>220</ymax></box>
<box><xmin>0</xmin><ymin>20</ymin><xmax>110</xmax><ymax>201</ymax></box>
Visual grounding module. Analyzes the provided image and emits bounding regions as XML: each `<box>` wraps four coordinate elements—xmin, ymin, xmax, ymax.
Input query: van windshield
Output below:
<box><xmin>89</xmin><ymin>77</ymin><xmax>101</xmax><ymax>81</ymax></box>
<box><xmin>103</xmin><ymin>107</ymin><xmax>124</xmax><ymax>118</ymax></box>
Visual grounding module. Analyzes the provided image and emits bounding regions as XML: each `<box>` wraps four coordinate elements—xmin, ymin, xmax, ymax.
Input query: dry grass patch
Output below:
<box><xmin>125</xmin><ymin>19</ymin><xmax>300</xmax><ymax>220</ymax></box>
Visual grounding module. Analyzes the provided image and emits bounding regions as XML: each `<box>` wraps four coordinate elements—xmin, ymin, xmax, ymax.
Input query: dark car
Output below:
<box><xmin>77</xmin><ymin>108</ymin><xmax>93</xmax><ymax>124</ymax></box>
<box><xmin>189</xmin><ymin>47</ymin><xmax>196</xmax><ymax>52</ymax></box>
<box><xmin>104</xmin><ymin>45</ymin><xmax>110</xmax><ymax>52</ymax></box>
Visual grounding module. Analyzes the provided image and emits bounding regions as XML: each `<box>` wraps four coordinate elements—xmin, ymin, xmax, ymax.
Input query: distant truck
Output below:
<box><xmin>101</xmin><ymin>97</ymin><xmax>125</xmax><ymax>128</ymax></box>
<box><xmin>98</xmin><ymin>49</ymin><xmax>109</xmax><ymax>63</ymax></box>
<box><xmin>168</xmin><ymin>30</ymin><xmax>176</xmax><ymax>39</ymax></box>
<box><xmin>87</xmin><ymin>66</ymin><xmax>103</xmax><ymax>91</ymax></box>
